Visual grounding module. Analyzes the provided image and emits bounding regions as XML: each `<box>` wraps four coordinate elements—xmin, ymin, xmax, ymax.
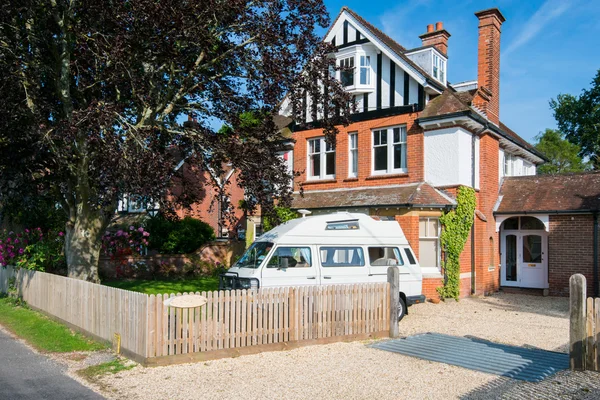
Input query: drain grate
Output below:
<box><xmin>370</xmin><ymin>333</ymin><xmax>569</xmax><ymax>382</ymax></box>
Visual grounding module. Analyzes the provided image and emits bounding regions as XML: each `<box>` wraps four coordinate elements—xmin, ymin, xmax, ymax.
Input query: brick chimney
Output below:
<box><xmin>419</xmin><ymin>21</ymin><xmax>450</xmax><ymax>56</ymax></box>
<box><xmin>472</xmin><ymin>8</ymin><xmax>506</xmax><ymax>125</ymax></box>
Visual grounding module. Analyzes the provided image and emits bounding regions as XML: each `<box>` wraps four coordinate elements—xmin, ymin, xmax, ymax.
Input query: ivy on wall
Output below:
<box><xmin>437</xmin><ymin>186</ymin><xmax>476</xmax><ymax>300</ymax></box>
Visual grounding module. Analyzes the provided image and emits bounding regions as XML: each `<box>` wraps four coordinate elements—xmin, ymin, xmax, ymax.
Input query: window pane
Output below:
<box><xmin>523</xmin><ymin>235</ymin><xmax>542</xmax><ymax>263</ymax></box>
<box><xmin>503</xmin><ymin>217</ymin><xmax>519</xmax><ymax>230</ymax></box>
<box><xmin>380</xmin><ymin>130</ymin><xmax>387</xmax><ymax>145</ymax></box>
<box><xmin>267</xmin><ymin>247</ymin><xmax>312</xmax><ymax>268</ymax></box>
<box><xmin>428</xmin><ymin>219</ymin><xmax>438</xmax><ymax>236</ymax></box>
<box><xmin>521</xmin><ymin>216</ymin><xmax>544</xmax><ymax>230</ymax></box>
<box><xmin>373</xmin><ymin>131</ymin><xmax>380</xmax><ymax>146</ymax></box>
<box><xmin>351</xmin><ymin>149</ymin><xmax>358</xmax><ymax>175</ymax></box>
<box><xmin>419</xmin><ymin>219</ymin><xmax>427</xmax><ymax>237</ymax></box>
<box><xmin>310</xmin><ymin>154</ymin><xmax>320</xmax><ymax>177</ymax></box>
<box><xmin>360</xmin><ymin>67</ymin><xmax>368</xmax><ymax>85</ymax></box>
<box><xmin>505</xmin><ymin>234</ymin><xmax>517</xmax><ymax>281</ymax></box>
<box><xmin>419</xmin><ymin>239</ymin><xmax>438</xmax><ymax>269</ymax></box>
<box><xmin>393</xmin><ymin>144</ymin><xmax>402</xmax><ymax>169</ymax></box>
<box><xmin>404</xmin><ymin>248</ymin><xmax>416</xmax><ymax>264</ymax></box>
<box><xmin>320</xmin><ymin>247</ymin><xmax>365</xmax><ymax>267</ymax></box>
<box><xmin>325</xmin><ymin>152</ymin><xmax>335</xmax><ymax>176</ymax></box>
<box><xmin>368</xmin><ymin>247</ymin><xmax>404</xmax><ymax>266</ymax></box>
<box><xmin>374</xmin><ymin>147</ymin><xmax>387</xmax><ymax>171</ymax></box>
<box><xmin>349</xmin><ymin>133</ymin><xmax>357</xmax><ymax>149</ymax></box>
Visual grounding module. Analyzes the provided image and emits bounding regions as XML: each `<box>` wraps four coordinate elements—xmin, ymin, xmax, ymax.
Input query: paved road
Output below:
<box><xmin>0</xmin><ymin>329</ymin><xmax>104</xmax><ymax>400</ymax></box>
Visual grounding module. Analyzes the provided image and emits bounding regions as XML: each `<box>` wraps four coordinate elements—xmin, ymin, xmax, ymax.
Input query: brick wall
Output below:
<box><xmin>548</xmin><ymin>214</ymin><xmax>599</xmax><ymax>296</ymax></box>
<box><xmin>293</xmin><ymin>112</ymin><xmax>423</xmax><ymax>191</ymax></box>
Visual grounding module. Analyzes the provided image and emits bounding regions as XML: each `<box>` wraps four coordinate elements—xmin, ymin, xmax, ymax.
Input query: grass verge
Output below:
<box><xmin>0</xmin><ymin>296</ymin><xmax>107</xmax><ymax>353</ymax></box>
<box><xmin>77</xmin><ymin>359</ymin><xmax>135</xmax><ymax>382</ymax></box>
<box><xmin>103</xmin><ymin>276</ymin><xmax>219</xmax><ymax>295</ymax></box>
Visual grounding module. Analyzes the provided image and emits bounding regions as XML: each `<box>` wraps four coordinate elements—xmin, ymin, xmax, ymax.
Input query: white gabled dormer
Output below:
<box><xmin>405</xmin><ymin>47</ymin><xmax>447</xmax><ymax>86</ymax></box>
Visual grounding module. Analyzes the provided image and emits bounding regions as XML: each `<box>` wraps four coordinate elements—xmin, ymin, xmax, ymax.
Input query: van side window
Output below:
<box><xmin>266</xmin><ymin>247</ymin><xmax>312</xmax><ymax>268</ymax></box>
<box><xmin>320</xmin><ymin>247</ymin><xmax>365</xmax><ymax>267</ymax></box>
<box><xmin>403</xmin><ymin>248</ymin><xmax>416</xmax><ymax>264</ymax></box>
<box><xmin>368</xmin><ymin>247</ymin><xmax>404</xmax><ymax>266</ymax></box>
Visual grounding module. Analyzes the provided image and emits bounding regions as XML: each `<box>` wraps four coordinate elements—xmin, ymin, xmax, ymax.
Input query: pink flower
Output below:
<box><xmin>14</xmin><ymin>239</ymin><xmax>19</xmax><ymax>244</ymax></box>
<box><xmin>25</xmin><ymin>229</ymin><xmax>30</xmax><ymax>233</ymax></box>
<box><xmin>129</xmin><ymin>226</ymin><xmax>134</xmax><ymax>231</ymax></box>
<box><xmin>18</xmin><ymin>248</ymin><xmax>24</xmax><ymax>255</ymax></box>
<box><xmin>116</xmin><ymin>230</ymin><xmax>123</xmax><ymax>237</ymax></box>
<box><xmin>58</xmin><ymin>232</ymin><xmax>64</xmax><ymax>237</ymax></box>
<box><xmin>143</xmin><ymin>232</ymin><xmax>149</xmax><ymax>237</ymax></box>
<box><xmin>6</xmin><ymin>238</ymin><xmax>11</xmax><ymax>244</ymax></box>
<box><xmin>138</xmin><ymin>227</ymin><xmax>144</xmax><ymax>232</ymax></box>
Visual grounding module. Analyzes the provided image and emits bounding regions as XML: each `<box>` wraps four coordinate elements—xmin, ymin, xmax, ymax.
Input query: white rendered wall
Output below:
<box><xmin>425</xmin><ymin>127</ymin><xmax>476</xmax><ymax>188</ymax></box>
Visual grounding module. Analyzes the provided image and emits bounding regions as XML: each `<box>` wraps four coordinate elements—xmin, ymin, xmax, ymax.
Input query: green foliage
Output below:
<box><xmin>263</xmin><ymin>207</ymin><xmax>299</xmax><ymax>232</ymax></box>
<box><xmin>144</xmin><ymin>215</ymin><xmax>215</xmax><ymax>254</ymax></box>
<box><xmin>0</xmin><ymin>297</ymin><xmax>106</xmax><ymax>352</ymax></box>
<box><xmin>77</xmin><ymin>359</ymin><xmax>135</xmax><ymax>382</ymax></box>
<box><xmin>0</xmin><ymin>228</ymin><xmax>66</xmax><ymax>273</ymax></box>
<box><xmin>0</xmin><ymin>196</ymin><xmax>67</xmax><ymax>233</ymax></box>
<box><xmin>535</xmin><ymin>129</ymin><xmax>590</xmax><ymax>174</ymax></box>
<box><xmin>437</xmin><ymin>186</ymin><xmax>476</xmax><ymax>300</ymax></box>
<box><xmin>103</xmin><ymin>276</ymin><xmax>219</xmax><ymax>295</ymax></box>
<box><xmin>550</xmin><ymin>69</ymin><xmax>600</xmax><ymax>168</ymax></box>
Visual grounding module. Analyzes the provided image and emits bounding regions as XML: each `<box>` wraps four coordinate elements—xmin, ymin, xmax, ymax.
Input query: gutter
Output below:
<box><xmin>290</xmin><ymin>203</ymin><xmax>452</xmax><ymax>211</ymax></box>
<box><xmin>494</xmin><ymin>210</ymin><xmax>599</xmax><ymax>216</ymax></box>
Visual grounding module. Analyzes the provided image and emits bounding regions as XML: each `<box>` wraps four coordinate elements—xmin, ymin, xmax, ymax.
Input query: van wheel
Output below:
<box><xmin>398</xmin><ymin>297</ymin><xmax>406</xmax><ymax>321</ymax></box>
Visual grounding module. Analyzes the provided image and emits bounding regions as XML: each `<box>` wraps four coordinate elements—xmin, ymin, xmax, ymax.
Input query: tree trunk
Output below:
<box><xmin>64</xmin><ymin>211</ymin><xmax>106</xmax><ymax>283</ymax></box>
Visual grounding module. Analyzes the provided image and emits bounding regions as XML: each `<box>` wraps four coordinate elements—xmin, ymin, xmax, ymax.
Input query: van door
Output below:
<box><xmin>367</xmin><ymin>246</ymin><xmax>404</xmax><ymax>283</ymax></box>
<box><xmin>318</xmin><ymin>246</ymin><xmax>368</xmax><ymax>284</ymax></box>
<box><xmin>399</xmin><ymin>247</ymin><xmax>421</xmax><ymax>297</ymax></box>
<box><xmin>261</xmin><ymin>245</ymin><xmax>319</xmax><ymax>287</ymax></box>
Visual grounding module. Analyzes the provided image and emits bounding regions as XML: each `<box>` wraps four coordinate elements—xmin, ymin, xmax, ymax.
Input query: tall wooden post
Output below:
<box><xmin>388</xmin><ymin>266</ymin><xmax>399</xmax><ymax>338</ymax></box>
<box><xmin>570</xmin><ymin>273</ymin><xmax>587</xmax><ymax>370</ymax></box>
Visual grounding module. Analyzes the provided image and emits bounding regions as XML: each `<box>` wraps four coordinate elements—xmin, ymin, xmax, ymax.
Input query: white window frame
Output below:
<box><xmin>359</xmin><ymin>55</ymin><xmax>371</xmax><ymax>85</ymax></box>
<box><xmin>504</xmin><ymin>153</ymin><xmax>514</xmax><ymax>176</ymax></box>
<box><xmin>348</xmin><ymin>132</ymin><xmax>358</xmax><ymax>178</ymax></box>
<box><xmin>371</xmin><ymin>126</ymin><xmax>407</xmax><ymax>175</ymax></box>
<box><xmin>433</xmin><ymin>54</ymin><xmax>446</xmax><ymax>83</ymax></box>
<box><xmin>307</xmin><ymin>137</ymin><xmax>335</xmax><ymax>180</ymax></box>
<box><xmin>419</xmin><ymin>217</ymin><xmax>441</xmax><ymax>273</ymax></box>
<box><xmin>334</xmin><ymin>45</ymin><xmax>375</xmax><ymax>93</ymax></box>
<box><xmin>339</xmin><ymin>56</ymin><xmax>355</xmax><ymax>87</ymax></box>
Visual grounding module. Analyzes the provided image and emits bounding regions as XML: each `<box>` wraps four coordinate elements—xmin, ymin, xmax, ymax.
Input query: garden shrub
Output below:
<box><xmin>0</xmin><ymin>228</ymin><xmax>65</xmax><ymax>273</ymax></box>
<box><xmin>144</xmin><ymin>215</ymin><xmax>215</xmax><ymax>254</ymax></box>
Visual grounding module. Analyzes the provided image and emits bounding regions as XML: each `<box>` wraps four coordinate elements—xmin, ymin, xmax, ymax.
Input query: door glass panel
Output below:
<box><xmin>523</xmin><ymin>235</ymin><xmax>542</xmax><ymax>263</ymax></box>
<box><xmin>521</xmin><ymin>217</ymin><xmax>544</xmax><ymax>230</ymax></box>
<box><xmin>505</xmin><ymin>234</ymin><xmax>517</xmax><ymax>281</ymax></box>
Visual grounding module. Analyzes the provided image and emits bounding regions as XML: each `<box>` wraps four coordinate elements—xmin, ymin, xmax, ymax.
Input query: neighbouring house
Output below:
<box><xmin>275</xmin><ymin>6</ymin><xmax>600</xmax><ymax>299</ymax></box>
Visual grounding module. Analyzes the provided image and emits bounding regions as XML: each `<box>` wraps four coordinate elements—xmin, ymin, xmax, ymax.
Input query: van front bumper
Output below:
<box><xmin>406</xmin><ymin>295</ymin><xmax>426</xmax><ymax>306</ymax></box>
<box><xmin>219</xmin><ymin>272</ymin><xmax>260</xmax><ymax>291</ymax></box>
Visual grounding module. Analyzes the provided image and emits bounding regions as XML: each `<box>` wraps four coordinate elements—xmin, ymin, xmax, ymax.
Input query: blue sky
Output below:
<box><xmin>320</xmin><ymin>0</ymin><xmax>600</xmax><ymax>144</ymax></box>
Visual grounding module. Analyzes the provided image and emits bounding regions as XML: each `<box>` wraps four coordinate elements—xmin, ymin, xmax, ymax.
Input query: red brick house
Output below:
<box><xmin>282</xmin><ymin>7</ymin><xmax>558</xmax><ymax>298</ymax></box>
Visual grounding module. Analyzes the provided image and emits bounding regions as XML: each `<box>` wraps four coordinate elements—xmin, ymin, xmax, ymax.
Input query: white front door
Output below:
<box><xmin>501</xmin><ymin>232</ymin><xmax>548</xmax><ymax>289</ymax></box>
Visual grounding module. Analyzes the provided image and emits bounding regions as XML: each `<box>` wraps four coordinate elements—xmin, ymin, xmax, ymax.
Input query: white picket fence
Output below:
<box><xmin>0</xmin><ymin>267</ymin><xmax>392</xmax><ymax>364</ymax></box>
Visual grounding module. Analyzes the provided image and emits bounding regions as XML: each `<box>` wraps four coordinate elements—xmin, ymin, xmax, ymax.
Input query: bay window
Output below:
<box><xmin>372</xmin><ymin>126</ymin><xmax>407</xmax><ymax>174</ymax></box>
<box><xmin>308</xmin><ymin>137</ymin><xmax>335</xmax><ymax>179</ymax></box>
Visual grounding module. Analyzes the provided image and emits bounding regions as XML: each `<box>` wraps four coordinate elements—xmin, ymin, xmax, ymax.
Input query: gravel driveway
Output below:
<box><xmin>97</xmin><ymin>293</ymin><xmax>600</xmax><ymax>400</ymax></box>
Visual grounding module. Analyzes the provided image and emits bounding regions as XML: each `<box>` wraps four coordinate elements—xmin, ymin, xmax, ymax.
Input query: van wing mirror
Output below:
<box><xmin>279</xmin><ymin>257</ymin><xmax>289</xmax><ymax>269</ymax></box>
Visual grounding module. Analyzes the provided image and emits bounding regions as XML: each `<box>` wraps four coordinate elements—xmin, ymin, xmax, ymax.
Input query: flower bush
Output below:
<box><xmin>0</xmin><ymin>228</ymin><xmax>65</xmax><ymax>272</ymax></box>
<box><xmin>101</xmin><ymin>226</ymin><xmax>150</xmax><ymax>278</ymax></box>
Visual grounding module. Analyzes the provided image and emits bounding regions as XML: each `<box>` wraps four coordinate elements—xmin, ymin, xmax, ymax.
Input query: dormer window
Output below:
<box><xmin>433</xmin><ymin>54</ymin><xmax>446</xmax><ymax>83</ymax></box>
<box><xmin>340</xmin><ymin>57</ymin><xmax>354</xmax><ymax>87</ymax></box>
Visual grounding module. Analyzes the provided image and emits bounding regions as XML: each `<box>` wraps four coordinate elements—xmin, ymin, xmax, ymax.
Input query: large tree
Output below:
<box><xmin>0</xmin><ymin>1</ymin><xmax>350</xmax><ymax>281</ymax></box>
<box><xmin>550</xmin><ymin>69</ymin><xmax>600</xmax><ymax>169</ymax></box>
<box><xmin>534</xmin><ymin>129</ymin><xmax>589</xmax><ymax>174</ymax></box>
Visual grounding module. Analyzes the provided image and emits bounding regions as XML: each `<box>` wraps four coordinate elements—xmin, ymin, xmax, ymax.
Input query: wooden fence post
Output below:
<box><xmin>388</xmin><ymin>266</ymin><xmax>399</xmax><ymax>338</ymax></box>
<box><xmin>570</xmin><ymin>273</ymin><xmax>587</xmax><ymax>371</ymax></box>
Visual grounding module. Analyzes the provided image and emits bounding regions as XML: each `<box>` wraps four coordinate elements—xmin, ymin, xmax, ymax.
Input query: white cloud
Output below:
<box><xmin>503</xmin><ymin>0</ymin><xmax>573</xmax><ymax>57</ymax></box>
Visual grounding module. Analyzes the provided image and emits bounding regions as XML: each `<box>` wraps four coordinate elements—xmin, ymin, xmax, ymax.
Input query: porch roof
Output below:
<box><xmin>291</xmin><ymin>182</ymin><xmax>455</xmax><ymax>210</ymax></box>
<box><xmin>496</xmin><ymin>172</ymin><xmax>600</xmax><ymax>214</ymax></box>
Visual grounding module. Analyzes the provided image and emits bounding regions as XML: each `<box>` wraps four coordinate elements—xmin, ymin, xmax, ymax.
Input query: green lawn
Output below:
<box><xmin>0</xmin><ymin>297</ymin><xmax>107</xmax><ymax>353</ymax></box>
<box><xmin>103</xmin><ymin>276</ymin><xmax>219</xmax><ymax>295</ymax></box>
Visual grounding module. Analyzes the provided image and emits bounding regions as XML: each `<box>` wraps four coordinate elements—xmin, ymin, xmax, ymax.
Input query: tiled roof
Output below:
<box><xmin>292</xmin><ymin>182</ymin><xmax>455</xmax><ymax>210</ymax></box>
<box><xmin>420</xmin><ymin>90</ymin><xmax>471</xmax><ymax>119</ymax></box>
<box><xmin>498</xmin><ymin>121</ymin><xmax>539</xmax><ymax>157</ymax></box>
<box><xmin>496</xmin><ymin>172</ymin><xmax>600</xmax><ymax>214</ymax></box>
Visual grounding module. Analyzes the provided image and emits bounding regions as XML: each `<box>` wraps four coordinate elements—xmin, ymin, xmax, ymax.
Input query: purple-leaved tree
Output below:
<box><xmin>0</xmin><ymin>0</ymin><xmax>351</xmax><ymax>282</ymax></box>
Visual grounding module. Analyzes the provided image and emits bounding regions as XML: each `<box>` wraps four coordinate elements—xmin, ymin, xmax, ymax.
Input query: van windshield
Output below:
<box><xmin>235</xmin><ymin>242</ymin><xmax>274</xmax><ymax>269</ymax></box>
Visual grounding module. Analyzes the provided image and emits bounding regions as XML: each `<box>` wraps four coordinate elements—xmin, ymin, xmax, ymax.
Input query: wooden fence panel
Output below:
<box><xmin>569</xmin><ymin>273</ymin><xmax>600</xmax><ymax>372</ymax></box>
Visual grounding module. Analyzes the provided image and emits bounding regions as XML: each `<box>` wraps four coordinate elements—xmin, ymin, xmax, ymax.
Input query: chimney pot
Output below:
<box><xmin>435</xmin><ymin>22</ymin><xmax>443</xmax><ymax>31</ymax></box>
<box><xmin>427</xmin><ymin>24</ymin><xmax>434</xmax><ymax>33</ymax></box>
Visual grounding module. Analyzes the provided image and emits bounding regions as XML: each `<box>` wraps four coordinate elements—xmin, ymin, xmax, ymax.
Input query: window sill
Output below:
<box><xmin>343</xmin><ymin>177</ymin><xmax>359</xmax><ymax>182</ymax></box>
<box><xmin>365</xmin><ymin>173</ymin><xmax>408</xmax><ymax>180</ymax></box>
<box><xmin>302</xmin><ymin>179</ymin><xmax>337</xmax><ymax>185</ymax></box>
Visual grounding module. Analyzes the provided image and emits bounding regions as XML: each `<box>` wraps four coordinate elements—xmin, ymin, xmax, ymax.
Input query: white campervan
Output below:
<box><xmin>220</xmin><ymin>212</ymin><xmax>425</xmax><ymax>320</ymax></box>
